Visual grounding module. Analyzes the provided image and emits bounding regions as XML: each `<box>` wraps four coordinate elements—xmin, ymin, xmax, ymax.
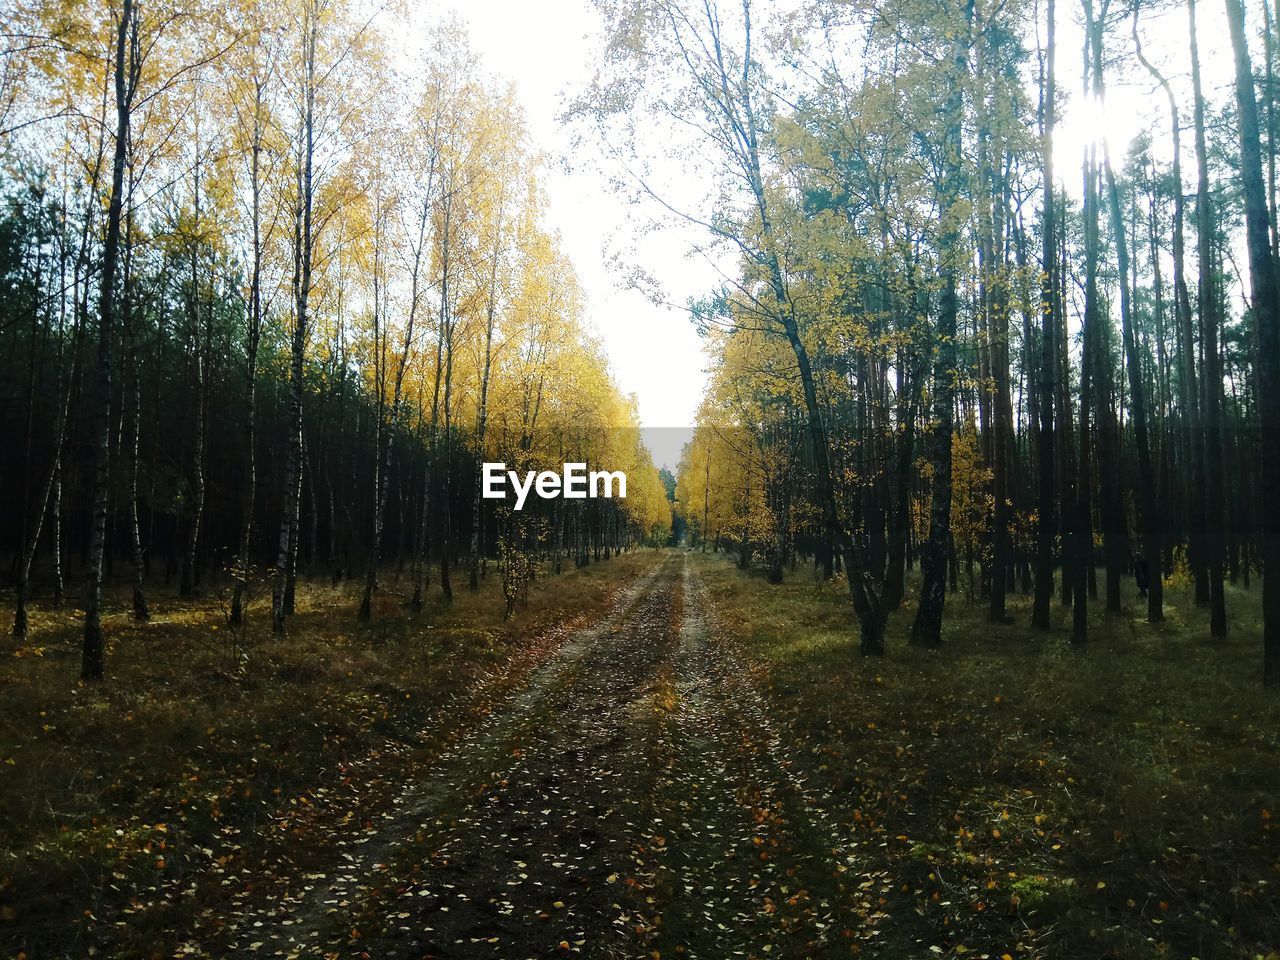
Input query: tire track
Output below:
<box><xmin>634</xmin><ymin>557</ymin><xmax>879</xmax><ymax>958</ymax></box>
<box><xmin>179</xmin><ymin>559</ymin><xmax>670</xmax><ymax>959</ymax></box>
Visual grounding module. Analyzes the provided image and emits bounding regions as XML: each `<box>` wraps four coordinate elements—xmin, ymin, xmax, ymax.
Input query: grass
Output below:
<box><xmin>692</xmin><ymin>551</ymin><xmax>1280</xmax><ymax>960</ymax></box>
<box><xmin>4</xmin><ymin>549</ymin><xmax>1275</xmax><ymax>959</ymax></box>
<box><xmin>0</xmin><ymin>551</ymin><xmax>657</xmax><ymax>960</ymax></box>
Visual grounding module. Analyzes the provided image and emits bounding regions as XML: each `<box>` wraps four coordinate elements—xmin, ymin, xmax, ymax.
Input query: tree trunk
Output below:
<box><xmin>231</xmin><ymin>83</ymin><xmax>266</xmax><ymax>627</ymax></box>
<box><xmin>83</xmin><ymin>0</ymin><xmax>134</xmax><ymax>680</ymax></box>
<box><xmin>470</xmin><ymin>211</ymin><xmax>502</xmax><ymax>592</ymax></box>
<box><xmin>124</xmin><ymin>207</ymin><xmax>148</xmax><ymax>622</ymax></box>
<box><xmin>1086</xmin><ymin>3</ymin><xmax>1126</xmax><ymax>617</ymax></box>
<box><xmin>180</xmin><ymin>171</ymin><xmax>206</xmax><ymax>599</ymax></box>
<box><xmin>1033</xmin><ymin>0</ymin><xmax>1058</xmax><ymax>629</ymax></box>
<box><xmin>1189</xmin><ymin>0</ymin><xmax>1228</xmax><ymax>635</ymax></box>
<box><xmin>1223</xmin><ymin>0</ymin><xmax>1280</xmax><ymax>683</ymax></box>
<box><xmin>885</xmin><ymin>344</ymin><xmax>916</xmax><ymax>611</ymax></box>
<box><xmin>1104</xmin><ymin>151</ymin><xmax>1162</xmax><ymax>623</ymax></box>
<box><xmin>987</xmin><ymin>141</ymin><xmax>1013</xmax><ymax>623</ymax></box>
<box><xmin>274</xmin><ymin>5</ymin><xmax>316</xmax><ymax>634</ymax></box>
<box><xmin>912</xmin><ymin>0</ymin><xmax>973</xmax><ymax>648</ymax></box>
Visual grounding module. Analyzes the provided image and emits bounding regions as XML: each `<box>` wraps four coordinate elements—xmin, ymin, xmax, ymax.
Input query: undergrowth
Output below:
<box><xmin>0</xmin><ymin>552</ymin><xmax>656</xmax><ymax>959</ymax></box>
<box><xmin>694</xmin><ymin>551</ymin><xmax>1280</xmax><ymax>960</ymax></box>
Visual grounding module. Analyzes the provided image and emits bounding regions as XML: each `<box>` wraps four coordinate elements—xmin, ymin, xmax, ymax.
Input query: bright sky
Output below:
<box><xmin>421</xmin><ymin>0</ymin><xmax>1249</xmax><ymax>470</ymax></box>
<box><xmin>422</xmin><ymin>0</ymin><xmax>708</xmax><ymax>470</ymax></box>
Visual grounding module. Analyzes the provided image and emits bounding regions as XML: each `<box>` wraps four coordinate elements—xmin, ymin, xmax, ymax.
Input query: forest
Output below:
<box><xmin>641</xmin><ymin>0</ymin><xmax>1280</xmax><ymax>672</ymax></box>
<box><xmin>1</xmin><ymin>0</ymin><xmax>1278</xmax><ymax>957</ymax></box>
<box><xmin>0</xmin><ymin>0</ymin><xmax>671</xmax><ymax>676</ymax></box>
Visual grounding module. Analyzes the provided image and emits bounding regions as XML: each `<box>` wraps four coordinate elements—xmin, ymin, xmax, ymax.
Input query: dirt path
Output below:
<box><xmin>183</xmin><ymin>555</ymin><xmax>880</xmax><ymax>959</ymax></box>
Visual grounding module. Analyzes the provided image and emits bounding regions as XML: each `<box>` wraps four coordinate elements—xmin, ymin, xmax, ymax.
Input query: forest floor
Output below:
<box><xmin>0</xmin><ymin>551</ymin><xmax>659</xmax><ymax>959</ymax></box>
<box><xmin>2</xmin><ymin>551</ymin><xmax>1278</xmax><ymax>960</ymax></box>
<box><xmin>693</xmin><ymin>551</ymin><xmax>1280</xmax><ymax>960</ymax></box>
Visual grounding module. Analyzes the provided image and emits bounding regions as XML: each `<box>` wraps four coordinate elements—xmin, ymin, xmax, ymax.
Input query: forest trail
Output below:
<box><xmin>182</xmin><ymin>554</ymin><xmax>876</xmax><ymax>959</ymax></box>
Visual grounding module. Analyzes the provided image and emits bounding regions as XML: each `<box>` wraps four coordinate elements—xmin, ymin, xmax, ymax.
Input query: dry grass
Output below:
<box><xmin>0</xmin><ymin>551</ymin><xmax>658</xmax><ymax>959</ymax></box>
<box><xmin>694</xmin><ymin>552</ymin><xmax>1280</xmax><ymax>960</ymax></box>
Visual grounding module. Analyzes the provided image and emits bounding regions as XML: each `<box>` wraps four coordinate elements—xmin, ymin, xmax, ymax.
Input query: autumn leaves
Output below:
<box><xmin>0</xmin><ymin>0</ymin><xmax>674</xmax><ymax>674</ymax></box>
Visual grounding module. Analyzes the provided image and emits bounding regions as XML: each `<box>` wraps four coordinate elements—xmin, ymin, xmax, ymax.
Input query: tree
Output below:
<box><xmin>911</xmin><ymin>0</ymin><xmax>974</xmax><ymax>648</ymax></box>
<box><xmin>1188</xmin><ymin>0</ymin><xmax>1228</xmax><ymax>636</ymax></box>
<box><xmin>583</xmin><ymin>0</ymin><xmax>903</xmax><ymax>655</ymax></box>
<box><xmin>0</xmin><ymin>4</ymin><xmax>669</xmax><ymax>677</ymax></box>
<box><xmin>1032</xmin><ymin>0</ymin><xmax>1059</xmax><ymax>630</ymax></box>
<box><xmin>1223</xmin><ymin>0</ymin><xmax>1280</xmax><ymax>682</ymax></box>
<box><xmin>82</xmin><ymin>0</ymin><xmax>137</xmax><ymax>680</ymax></box>
<box><xmin>228</xmin><ymin>0</ymin><xmax>284</xmax><ymax>626</ymax></box>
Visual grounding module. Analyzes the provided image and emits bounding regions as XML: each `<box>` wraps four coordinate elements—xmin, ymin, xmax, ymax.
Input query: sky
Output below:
<box><xmin>421</xmin><ymin>0</ymin><xmax>709</xmax><ymax>471</ymax></box>
<box><xmin>419</xmin><ymin>0</ymin><xmax>1248</xmax><ymax>470</ymax></box>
